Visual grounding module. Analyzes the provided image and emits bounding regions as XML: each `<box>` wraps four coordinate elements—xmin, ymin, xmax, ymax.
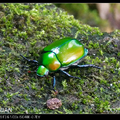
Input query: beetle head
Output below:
<box><xmin>37</xmin><ymin>65</ymin><xmax>49</xmax><ymax>77</ymax></box>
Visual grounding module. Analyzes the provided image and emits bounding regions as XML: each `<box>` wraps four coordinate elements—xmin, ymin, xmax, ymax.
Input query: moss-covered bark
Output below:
<box><xmin>0</xmin><ymin>3</ymin><xmax>120</xmax><ymax>114</ymax></box>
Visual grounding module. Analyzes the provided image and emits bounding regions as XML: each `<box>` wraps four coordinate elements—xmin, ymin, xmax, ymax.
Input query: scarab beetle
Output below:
<box><xmin>20</xmin><ymin>37</ymin><xmax>101</xmax><ymax>91</ymax></box>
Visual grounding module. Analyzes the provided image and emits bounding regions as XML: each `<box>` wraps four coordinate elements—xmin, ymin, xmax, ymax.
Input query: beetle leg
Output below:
<box><xmin>78</xmin><ymin>39</ymin><xmax>83</xmax><ymax>41</ymax></box>
<box><xmin>20</xmin><ymin>54</ymin><xmax>38</xmax><ymax>65</ymax></box>
<box><xmin>71</xmin><ymin>64</ymin><xmax>101</xmax><ymax>69</ymax></box>
<box><xmin>52</xmin><ymin>76</ymin><xmax>58</xmax><ymax>92</ymax></box>
<box><xmin>53</xmin><ymin>76</ymin><xmax>56</xmax><ymax>89</ymax></box>
<box><xmin>60</xmin><ymin>70</ymin><xmax>81</xmax><ymax>79</ymax></box>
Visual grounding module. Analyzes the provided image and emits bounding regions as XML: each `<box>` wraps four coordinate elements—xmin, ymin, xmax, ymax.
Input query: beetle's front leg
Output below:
<box><xmin>52</xmin><ymin>76</ymin><xmax>58</xmax><ymax>94</ymax></box>
<box><xmin>52</xmin><ymin>76</ymin><xmax>56</xmax><ymax>91</ymax></box>
<box><xmin>71</xmin><ymin>64</ymin><xmax>101</xmax><ymax>69</ymax></box>
<box><xmin>59</xmin><ymin>70</ymin><xmax>81</xmax><ymax>79</ymax></box>
<box><xmin>20</xmin><ymin>54</ymin><xmax>38</xmax><ymax>65</ymax></box>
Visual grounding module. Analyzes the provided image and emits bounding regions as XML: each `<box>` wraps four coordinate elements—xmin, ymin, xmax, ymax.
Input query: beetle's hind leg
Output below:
<box><xmin>71</xmin><ymin>64</ymin><xmax>101</xmax><ymax>69</ymax></box>
<box><xmin>59</xmin><ymin>70</ymin><xmax>81</xmax><ymax>79</ymax></box>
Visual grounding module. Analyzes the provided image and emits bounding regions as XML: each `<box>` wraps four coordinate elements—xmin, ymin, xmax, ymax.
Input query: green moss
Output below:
<box><xmin>0</xmin><ymin>3</ymin><xmax>120</xmax><ymax>114</ymax></box>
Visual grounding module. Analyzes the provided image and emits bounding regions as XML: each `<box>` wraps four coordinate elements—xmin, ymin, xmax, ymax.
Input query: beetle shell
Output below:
<box><xmin>39</xmin><ymin>37</ymin><xmax>88</xmax><ymax>72</ymax></box>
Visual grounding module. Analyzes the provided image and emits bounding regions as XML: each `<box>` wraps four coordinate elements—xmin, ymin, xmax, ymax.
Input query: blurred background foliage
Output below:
<box><xmin>54</xmin><ymin>3</ymin><xmax>120</xmax><ymax>33</ymax></box>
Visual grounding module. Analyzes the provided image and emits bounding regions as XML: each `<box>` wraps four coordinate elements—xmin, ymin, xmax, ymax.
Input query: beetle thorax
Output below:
<box><xmin>39</xmin><ymin>52</ymin><xmax>61</xmax><ymax>72</ymax></box>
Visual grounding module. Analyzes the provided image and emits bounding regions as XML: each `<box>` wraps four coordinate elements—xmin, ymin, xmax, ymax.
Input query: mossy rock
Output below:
<box><xmin>0</xmin><ymin>3</ymin><xmax>120</xmax><ymax>114</ymax></box>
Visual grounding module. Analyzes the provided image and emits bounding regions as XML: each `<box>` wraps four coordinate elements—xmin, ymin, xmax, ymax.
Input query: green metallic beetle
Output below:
<box><xmin>20</xmin><ymin>37</ymin><xmax>101</xmax><ymax>91</ymax></box>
